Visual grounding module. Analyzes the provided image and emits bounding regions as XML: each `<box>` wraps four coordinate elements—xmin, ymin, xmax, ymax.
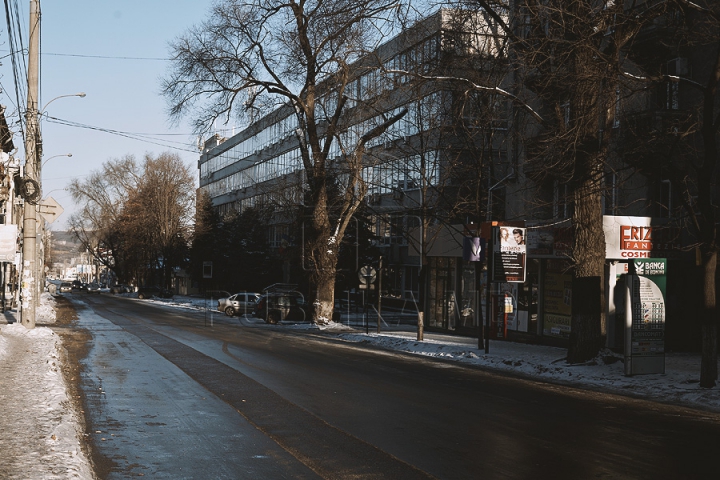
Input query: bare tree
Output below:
<box><xmin>163</xmin><ymin>0</ymin><xmax>407</xmax><ymax>324</ymax></box>
<box><xmin>68</xmin><ymin>153</ymin><xmax>195</xmax><ymax>287</ymax></box>
<box><xmin>67</xmin><ymin>155</ymin><xmax>141</xmax><ymax>282</ymax></box>
<box><xmin>116</xmin><ymin>153</ymin><xmax>195</xmax><ymax>287</ymax></box>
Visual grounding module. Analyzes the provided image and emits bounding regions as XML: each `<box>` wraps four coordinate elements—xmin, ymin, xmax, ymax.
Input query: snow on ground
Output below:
<box><xmin>0</xmin><ymin>293</ymin><xmax>94</xmax><ymax>479</ymax></box>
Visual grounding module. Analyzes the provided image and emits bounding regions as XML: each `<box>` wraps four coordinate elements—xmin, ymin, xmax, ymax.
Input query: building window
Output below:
<box><xmin>662</xmin><ymin>58</ymin><xmax>687</xmax><ymax>111</ymax></box>
<box><xmin>659</xmin><ymin>179</ymin><xmax>672</xmax><ymax>218</ymax></box>
<box><xmin>603</xmin><ymin>172</ymin><xmax>617</xmax><ymax>215</ymax></box>
<box><xmin>553</xmin><ymin>180</ymin><xmax>570</xmax><ymax>219</ymax></box>
<box><xmin>562</xmin><ymin>101</ymin><xmax>570</xmax><ymax>128</ymax></box>
<box><xmin>268</xmin><ymin>224</ymin><xmax>289</xmax><ymax>248</ymax></box>
<box><xmin>613</xmin><ymin>88</ymin><xmax>621</xmax><ymax>129</ymax></box>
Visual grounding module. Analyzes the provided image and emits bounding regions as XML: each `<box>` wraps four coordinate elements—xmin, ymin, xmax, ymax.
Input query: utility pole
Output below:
<box><xmin>21</xmin><ymin>0</ymin><xmax>40</xmax><ymax>329</ymax></box>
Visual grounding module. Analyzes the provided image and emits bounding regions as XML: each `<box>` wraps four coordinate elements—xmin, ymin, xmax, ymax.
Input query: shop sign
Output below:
<box><xmin>604</xmin><ymin>216</ymin><xmax>681</xmax><ymax>260</ymax></box>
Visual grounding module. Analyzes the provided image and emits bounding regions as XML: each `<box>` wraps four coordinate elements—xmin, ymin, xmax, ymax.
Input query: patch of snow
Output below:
<box><xmin>0</xmin><ymin>293</ymin><xmax>93</xmax><ymax>479</ymax></box>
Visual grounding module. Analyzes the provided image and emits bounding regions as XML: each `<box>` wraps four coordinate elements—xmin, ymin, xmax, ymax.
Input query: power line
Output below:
<box><xmin>45</xmin><ymin>115</ymin><xmax>199</xmax><ymax>153</ymax></box>
<box><xmin>0</xmin><ymin>49</ymin><xmax>170</xmax><ymax>61</ymax></box>
<box><xmin>3</xmin><ymin>0</ymin><xmax>28</xmax><ymax>145</ymax></box>
<box><xmin>42</xmin><ymin>52</ymin><xmax>169</xmax><ymax>61</ymax></box>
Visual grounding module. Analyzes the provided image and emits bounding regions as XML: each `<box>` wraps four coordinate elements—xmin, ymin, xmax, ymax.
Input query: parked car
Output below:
<box><xmin>218</xmin><ymin>292</ymin><xmax>260</xmax><ymax>317</ymax></box>
<box><xmin>252</xmin><ymin>284</ymin><xmax>307</xmax><ymax>324</ymax></box>
<box><xmin>137</xmin><ymin>286</ymin><xmax>173</xmax><ymax>299</ymax></box>
<box><xmin>110</xmin><ymin>284</ymin><xmax>131</xmax><ymax>294</ymax></box>
<box><xmin>59</xmin><ymin>282</ymin><xmax>72</xmax><ymax>293</ymax></box>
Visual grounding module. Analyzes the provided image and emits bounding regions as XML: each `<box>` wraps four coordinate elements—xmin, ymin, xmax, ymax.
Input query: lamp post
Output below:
<box><xmin>42</xmin><ymin>153</ymin><xmax>72</xmax><ymax>168</ymax></box>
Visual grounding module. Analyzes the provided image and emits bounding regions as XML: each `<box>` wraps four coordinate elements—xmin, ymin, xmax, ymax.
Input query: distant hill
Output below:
<box><xmin>48</xmin><ymin>230</ymin><xmax>84</xmax><ymax>265</ymax></box>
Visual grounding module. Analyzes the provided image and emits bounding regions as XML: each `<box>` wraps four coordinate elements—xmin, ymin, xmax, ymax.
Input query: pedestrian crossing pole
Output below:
<box><xmin>20</xmin><ymin>0</ymin><xmax>40</xmax><ymax>329</ymax></box>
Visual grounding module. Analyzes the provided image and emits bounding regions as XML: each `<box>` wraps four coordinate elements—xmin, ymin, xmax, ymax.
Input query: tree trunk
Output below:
<box><xmin>307</xmin><ymin>180</ymin><xmax>341</xmax><ymax>326</ymax></box>
<box><xmin>313</xmin><ymin>266</ymin><xmax>336</xmax><ymax>325</ymax></box>
<box><xmin>700</xmin><ymin>248</ymin><xmax>718</xmax><ymax>388</ymax></box>
<box><xmin>567</xmin><ymin>160</ymin><xmax>606</xmax><ymax>363</ymax></box>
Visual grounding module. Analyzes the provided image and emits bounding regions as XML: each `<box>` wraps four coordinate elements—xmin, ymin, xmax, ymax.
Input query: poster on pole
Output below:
<box><xmin>492</xmin><ymin>226</ymin><xmax>526</xmax><ymax>283</ymax></box>
<box><xmin>0</xmin><ymin>224</ymin><xmax>18</xmax><ymax>262</ymax></box>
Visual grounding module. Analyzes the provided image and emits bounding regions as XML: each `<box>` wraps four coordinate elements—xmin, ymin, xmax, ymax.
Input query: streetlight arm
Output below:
<box><xmin>42</xmin><ymin>153</ymin><xmax>72</xmax><ymax>167</ymax></box>
<box><xmin>40</xmin><ymin>92</ymin><xmax>86</xmax><ymax>115</ymax></box>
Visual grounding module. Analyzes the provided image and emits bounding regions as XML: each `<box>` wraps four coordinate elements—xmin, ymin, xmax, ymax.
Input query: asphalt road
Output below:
<box><xmin>67</xmin><ymin>293</ymin><xmax>720</xmax><ymax>479</ymax></box>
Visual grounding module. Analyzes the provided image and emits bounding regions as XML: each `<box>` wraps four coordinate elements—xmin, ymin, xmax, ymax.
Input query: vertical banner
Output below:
<box><xmin>492</xmin><ymin>226</ymin><xmax>526</xmax><ymax>283</ymax></box>
<box><xmin>624</xmin><ymin>258</ymin><xmax>666</xmax><ymax>375</ymax></box>
<box><xmin>462</xmin><ymin>237</ymin><xmax>485</xmax><ymax>262</ymax></box>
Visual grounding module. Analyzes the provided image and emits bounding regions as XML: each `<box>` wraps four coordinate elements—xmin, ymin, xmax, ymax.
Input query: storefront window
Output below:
<box><xmin>513</xmin><ymin>259</ymin><xmax>539</xmax><ymax>333</ymax></box>
<box><xmin>427</xmin><ymin>257</ymin><xmax>456</xmax><ymax>330</ymax></box>
<box><xmin>458</xmin><ymin>264</ymin><xmax>479</xmax><ymax>332</ymax></box>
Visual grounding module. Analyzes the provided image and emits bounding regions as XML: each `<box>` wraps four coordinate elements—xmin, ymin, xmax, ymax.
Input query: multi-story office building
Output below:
<box><xmin>198</xmin><ymin>5</ymin><xmax>707</xmax><ymax>351</ymax></box>
<box><xmin>199</xmin><ymin>8</ymin><xmax>513</xmax><ymax>332</ymax></box>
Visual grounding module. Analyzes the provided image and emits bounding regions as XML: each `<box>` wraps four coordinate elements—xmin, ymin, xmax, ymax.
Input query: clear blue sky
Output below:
<box><xmin>0</xmin><ymin>1</ymin><xmax>216</xmax><ymax>229</ymax></box>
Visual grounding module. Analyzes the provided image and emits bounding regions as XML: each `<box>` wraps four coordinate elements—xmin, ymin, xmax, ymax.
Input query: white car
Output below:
<box><xmin>218</xmin><ymin>292</ymin><xmax>260</xmax><ymax>316</ymax></box>
<box><xmin>59</xmin><ymin>282</ymin><xmax>72</xmax><ymax>293</ymax></box>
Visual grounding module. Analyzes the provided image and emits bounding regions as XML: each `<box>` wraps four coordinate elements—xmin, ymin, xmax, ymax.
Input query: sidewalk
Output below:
<box><xmin>0</xmin><ymin>294</ymin><xmax>93</xmax><ymax>479</ymax></box>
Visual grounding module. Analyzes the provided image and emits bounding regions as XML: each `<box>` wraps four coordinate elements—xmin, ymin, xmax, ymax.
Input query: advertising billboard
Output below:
<box><xmin>624</xmin><ymin>258</ymin><xmax>666</xmax><ymax>375</ymax></box>
<box><xmin>492</xmin><ymin>226</ymin><xmax>526</xmax><ymax>283</ymax></box>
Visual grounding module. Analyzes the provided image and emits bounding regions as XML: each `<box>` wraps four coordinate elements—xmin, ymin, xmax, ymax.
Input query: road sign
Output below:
<box><xmin>38</xmin><ymin>196</ymin><xmax>64</xmax><ymax>223</ymax></box>
<box><xmin>358</xmin><ymin>265</ymin><xmax>376</xmax><ymax>284</ymax></box>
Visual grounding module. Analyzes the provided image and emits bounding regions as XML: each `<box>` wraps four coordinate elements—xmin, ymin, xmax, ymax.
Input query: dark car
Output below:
<box><xmin>218</xmin><ymin>292</ymin><xmax>260</xmax><ymax>317</ymax></box>
<box><xmin>110</xmin><ymin>284</ymin><xmax>131</xmax><ymax>294</ymax></box>
<box><xmin>137</xmin><ymin>286</ymin><xmax>173</xmax><ymax>299</ymax></box>
<box><xmin>71</xmin><ymin>280</ymin><xmax>83</xmax><ymax>291</ymax></box>
<box><xmin>252</xmin><ymin>285</ymin><xmax>307</xmax><ymax>324</ymax></box>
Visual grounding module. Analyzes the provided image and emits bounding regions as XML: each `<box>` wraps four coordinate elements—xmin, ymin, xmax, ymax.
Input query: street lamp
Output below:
<box><xmin>42</xmin><ymin>153</ymin><xmax>72</xmax><ymax>168</ymax></box>
<box><xmin>43</xmin><ymin>188</ymin><xmax>66</xmax><ymax>198</ymax></box>
<box><xmin>40</xmin><ymin>92</ymin><xmax>86</xmax><ymax>117</ymax></box>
